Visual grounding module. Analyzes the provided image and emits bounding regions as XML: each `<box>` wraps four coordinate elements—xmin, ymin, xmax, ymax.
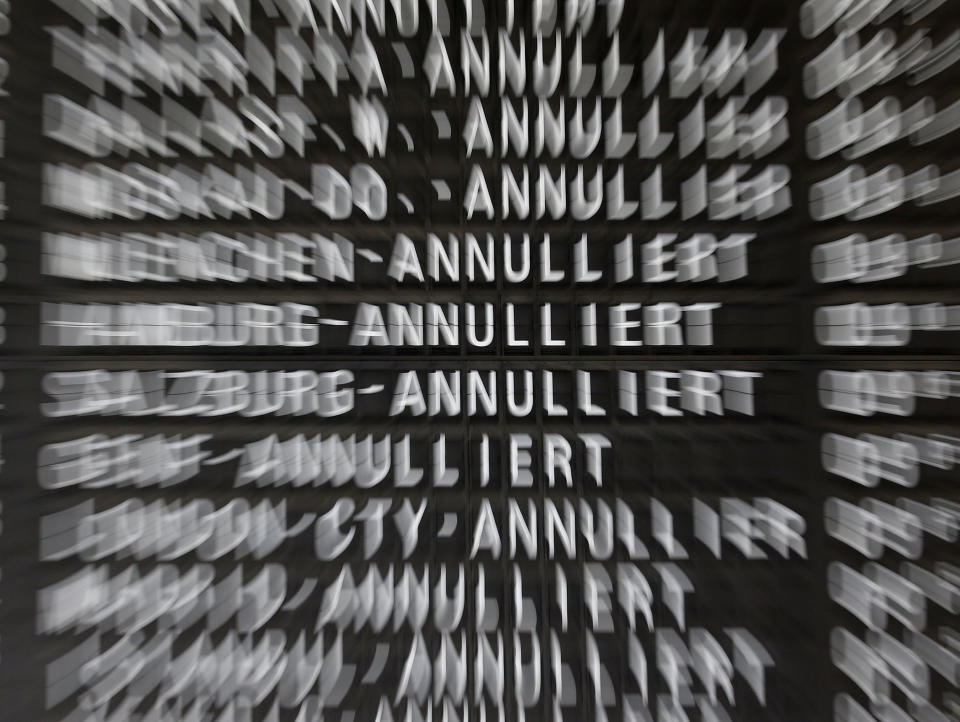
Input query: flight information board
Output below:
<box><xmin>0</xmin><ymin>1</ymin><xmax>958</xmax><ymax>720</ymax></box>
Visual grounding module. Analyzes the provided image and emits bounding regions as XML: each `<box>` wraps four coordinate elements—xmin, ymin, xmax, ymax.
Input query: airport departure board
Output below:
<box><xmin>0</xmin><ymin>1</ymin><xmax>957</xmax><ymax>720</ymax></box>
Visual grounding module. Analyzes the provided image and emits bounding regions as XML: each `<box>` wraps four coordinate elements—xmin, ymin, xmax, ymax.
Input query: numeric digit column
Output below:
<box><xmin>801</xmin><ymin>1</ymin><xmax>960</xmax><ymax>719</ymax></box>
